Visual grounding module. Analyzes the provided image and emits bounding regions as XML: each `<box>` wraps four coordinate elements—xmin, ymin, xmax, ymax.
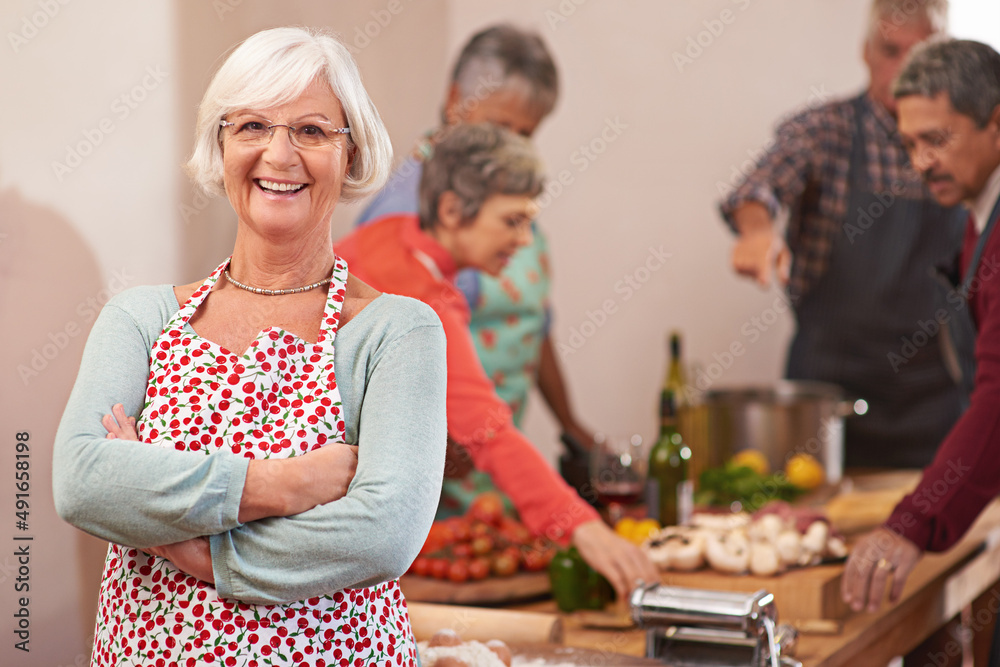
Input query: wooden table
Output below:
<box><xmin>511</xmin><ymin>499</ymin><xmax>1000</xmax><ymax>666</ymax></box>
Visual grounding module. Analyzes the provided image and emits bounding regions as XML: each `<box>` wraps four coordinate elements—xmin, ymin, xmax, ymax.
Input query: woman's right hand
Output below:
<box><xmin>296</xmin><ymin>443</ymin><xmax>360</xmax><ymax>509</ymax></box>
<box><xmin>571</xmin><ymin>519</ymin><xmax>660</xmax><ymax>601</ymax></box>
<box><xmin>239</xmin><ymin>443</ymin><xmax>359</xmax><ymax>522</ymax></box>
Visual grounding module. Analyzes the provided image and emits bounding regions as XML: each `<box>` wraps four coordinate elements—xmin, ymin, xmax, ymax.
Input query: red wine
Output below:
<box><xmin>596</xmin><ymin>482</ymin><xmax>643</xmax><ymax>506</ymax></box>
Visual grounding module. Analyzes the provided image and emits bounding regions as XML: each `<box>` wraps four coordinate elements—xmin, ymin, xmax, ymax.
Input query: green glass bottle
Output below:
<box><xmin>647</xmin><ymin>390</ymin><xmax>692</xmax><ymax>526</ymax></box>
<box><xmin>664</xmin><ymin>332</ymin><xmax>687</xmax><ymax>416</ymax></box>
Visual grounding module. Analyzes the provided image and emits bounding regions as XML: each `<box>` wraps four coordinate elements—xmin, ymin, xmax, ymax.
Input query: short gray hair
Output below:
<box><xmin>419</xmin><ymin>123</ymin><xmax>545</xmax><ymax>229</ymax></box>
<box><xmin>867</xmin><ymin>0</ymin><xmax>948</xmax><ymax>40</ymax></box>
<box><xmin>894</xmin><ymin>39</ymin><xmax>1000</xmax><ymax>127</ymax></box>
<box><xmin>186</xmin><ymin>26</ymin><xmax>392</xmax><ymax>201</ymax></box>
<box><xmin>448</xmin><ymin>24</ymin><xmax>559</xmax><ymax>121</ymax></box>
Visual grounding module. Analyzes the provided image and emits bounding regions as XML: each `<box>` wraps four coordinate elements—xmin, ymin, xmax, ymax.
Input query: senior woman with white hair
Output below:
<box><xmin>53</xmin><ymin>27</ymin><xmax>446</xmax><ymax>666</ymax></box>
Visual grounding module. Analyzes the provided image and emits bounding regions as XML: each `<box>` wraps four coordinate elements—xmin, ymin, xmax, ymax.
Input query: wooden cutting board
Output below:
<box><xmin>646</xmin><ymin>471</ymin><xmax>922</xmax><ymax>625</ymax></box>
<box><xmin>659</xmin><ymin>562</ymin><xmax>850</xmax><ymax>623</ymax></box>
<box><xmin>824</xmin><ymin>470</ymin><xmax>921</xmax><ymax>535</ymax></box>
<box><xmin>401</xmin><ymin>571</ymin><xmax>550</xmax><ymax>605</ymax></box>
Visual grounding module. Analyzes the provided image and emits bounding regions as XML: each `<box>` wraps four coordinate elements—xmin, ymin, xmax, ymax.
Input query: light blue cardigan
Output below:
<box><xmin>53</xmin><ymin>285</ymin><xmax>447</xmax><ymax>604</ymax></box>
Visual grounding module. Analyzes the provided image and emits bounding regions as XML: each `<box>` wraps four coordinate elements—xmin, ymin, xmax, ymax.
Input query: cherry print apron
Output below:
<box><xmin>91</xmin><ymin>256</ymin><xmax>417</xmax><ymax>667</ymax></box>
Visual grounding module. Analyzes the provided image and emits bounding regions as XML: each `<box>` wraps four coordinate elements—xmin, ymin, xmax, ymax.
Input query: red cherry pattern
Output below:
<box><xmin>91</xmin><ymin>257</ymin><xmax>417</xmax><ymax>666</ymax></box>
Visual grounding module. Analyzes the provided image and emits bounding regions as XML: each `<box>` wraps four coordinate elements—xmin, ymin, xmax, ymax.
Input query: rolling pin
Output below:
<box><xmin>408</xmin><ymin>602</ymin><xmax>564</xmax><ymax>644</ymax></box>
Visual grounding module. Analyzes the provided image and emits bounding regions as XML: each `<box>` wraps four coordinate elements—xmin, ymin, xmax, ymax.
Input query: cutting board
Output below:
<box><xmin>659</xmin><ymin>562</ymin><xmax>850</xmax><ymax>623</ymax></box>
<box><xmin>401</xmin><ymin>571</ymin><xmax>550</xmax><ymax>605</ymax></box>
<box><xmin>652</xmin><ymin>471</ymin><xmax>923</xmax><ymax>624</ymax></box>
<box><xmin>824</xmin><ymin>470</ymin><xmax>921</xmax><ymax>535</ymax></box>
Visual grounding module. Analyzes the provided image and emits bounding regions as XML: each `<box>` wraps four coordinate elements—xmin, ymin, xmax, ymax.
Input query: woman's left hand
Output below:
<box><xmin>102</xmin><ymin>403</ymin><xmax>138</xmax><ymax>441</ymax></box>
<box><xmin>147</xmin><ymin>537</ymin><xmax>215</xmax><ymax>585</ymax></box>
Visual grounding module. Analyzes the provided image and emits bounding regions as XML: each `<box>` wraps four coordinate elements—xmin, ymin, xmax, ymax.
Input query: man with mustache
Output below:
<box><xmin>842</xmin><ymin>38</ymin><xmax>1000</xmax><ymax>659</ymax></box>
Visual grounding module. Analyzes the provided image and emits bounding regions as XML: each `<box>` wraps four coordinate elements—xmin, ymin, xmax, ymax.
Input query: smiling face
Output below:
<box><xmin>446</xmin><ymin>193</ymin><xmax>538</xmax><ymax>275</ymax></box>
<box><xmin>863</xmin><ymin>18</ymin><xmax>933</xmax><ymax>116</ymax></box>
<box><xmin>221</xmin><ymin>79</ymin><xmax>352</xmax><ymax>242</ymax></box>
<box><xmin>898</xmin><ymin>92</ymin><xmax>1000</xmax><ymax>207</ymax></box>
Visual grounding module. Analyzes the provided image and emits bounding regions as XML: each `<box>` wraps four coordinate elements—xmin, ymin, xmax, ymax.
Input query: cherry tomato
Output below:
<box><xmin>430</xmin><ymin>558</ymin><xmax>450</xmax><ymax>580</ymax></box>
<box><xmin>470</xmin><ymin>535</ymin><xmax>494</xmax><ymax>556</ymax></box>
<box><xmin>470</xmin><ymin>521</ymin><xmax>493</xmax><ymax>539</ymax></box>
<box><xmin>491</xmin><ymin>552</ymin><xmax>518</xmax><ymax>577</ymax></box>
<box><xmin>446</xmin><ymin>517</ymin><xmax>472</xmax><ymax>542</ymax></box>
<box><xmin>521</xmin><ymin>548</ymin><xmax>548</xmax><ymax>572</ymax></box>
<box><xmin>498</xmin><ymin>517</ymin><xmax>532</xmax><ymax>545</ymax></box>
<box><xmin>468</xmin><ymin>492</ymin><xmax>505</xmax><ymax>527</ymax></box>
<box><xmin>447</xmin><ymin>559</ymin><xmax>470</xmax><ymax>584</ymax></box>
<box><xmin>452</xmin><ymin>542</ymin><xmax>473</xmax><ymax>559</ymax></box>
<box><xmin>412</xmin><ymin>557</ymin><xmax>431</xmax><ymax>578</ymax></box>
<box><xmin>468</xmin><ymin>557</ymin><xmax>490</xmax><ymax>580</ymax></box>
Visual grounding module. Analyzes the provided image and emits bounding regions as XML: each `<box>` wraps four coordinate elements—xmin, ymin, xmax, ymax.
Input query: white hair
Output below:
<box><xmin>867</xmin><ymin>0</ymin><xmax>949</xmax><ymax>41</ymax></box>
<box><xmin>185</xmin><ymin>26</ymin><xmax>392</xmax><ymax>202</ymax></box>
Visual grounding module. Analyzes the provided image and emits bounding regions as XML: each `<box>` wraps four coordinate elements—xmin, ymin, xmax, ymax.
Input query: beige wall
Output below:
<box><xmin>0</xmin><ymin>0</ymin><xmax>916</xmax><ymax>663</ymax></box>
<box><xmin>2</xmin><ymin>2</ymin><xmax>179</xmax><ymax>665</ymax></box>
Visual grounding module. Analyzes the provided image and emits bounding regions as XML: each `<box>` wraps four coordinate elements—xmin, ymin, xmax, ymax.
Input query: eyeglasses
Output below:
<box><xmin>219</xmin><ymin>115</ymin><xmax>350</xmax><ymax>149</ymax></box>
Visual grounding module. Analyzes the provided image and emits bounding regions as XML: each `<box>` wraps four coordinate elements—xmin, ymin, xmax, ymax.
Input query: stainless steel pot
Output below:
<box><xmin>700</xmin><ymin>381</ymin><xmax>867</xmax><ymax>484</ymax></box>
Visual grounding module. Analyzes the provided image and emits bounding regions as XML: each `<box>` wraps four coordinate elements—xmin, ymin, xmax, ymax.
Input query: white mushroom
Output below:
<box><xmin>666</xmin><ymin>532</ymin><xmax>707</xmax><ymax>571</ymax></box>
<box><xmin>748</xmin><ymin>513</ymin><xmax>785</xmax><ymax>544</ymax></box>
<box><xmin>798</xmin><ymin>521</ymin><xmax>829</xmax><ymax>566</ymax></box>
<box><xmin>775</xmin><ymin>530</ymin><xmax>803</xmax><ymax>566</ymax></box>
<box><xmin>826</xmin><ymin>536</ymin><xmax>848</xmax><ymax>560</ymax></box>
<box><xmin>644</xmin><ymin>528</ymin><xmax>707</xmax><ymax>571</ymax></box>
<box><xmin>705</xmin><ymin>530</ymin><xmax>750</xmax><ymax>574</ymax></box>
<box><xmin>749</xmin><ymin>541</ymin><xmax>782</xmax><ymax>577</ymax></box>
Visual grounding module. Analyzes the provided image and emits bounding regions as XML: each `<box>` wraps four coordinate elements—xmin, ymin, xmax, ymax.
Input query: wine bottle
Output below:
<box><xmin>647</xmin><ymin>390</ymin><xmax>692</xmax><ymax>526</ymax></box>
<box><xmin>661</xmin><ymin>331</ymin><xmax>687</xmax><ymax>422</ymax></box>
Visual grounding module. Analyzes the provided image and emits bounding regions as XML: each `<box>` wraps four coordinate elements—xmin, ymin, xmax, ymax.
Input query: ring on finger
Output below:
<box><xmin>876</xmin><ymin>558</ymin><xmax>896</xmax><ymax>572</ymax></box>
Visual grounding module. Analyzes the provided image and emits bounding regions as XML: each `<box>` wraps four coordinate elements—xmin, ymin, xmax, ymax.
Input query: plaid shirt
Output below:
<box><xmin>719</xmin><ymin>92</ymin><xmax>928</xmax><ymax>300</ymax></box>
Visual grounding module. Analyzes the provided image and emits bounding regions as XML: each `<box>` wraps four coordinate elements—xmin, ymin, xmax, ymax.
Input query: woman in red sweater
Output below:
<box><xmin>336</xmin><ymin>123</ymin><xmax>657</xmax><ymax>597</ymax></box>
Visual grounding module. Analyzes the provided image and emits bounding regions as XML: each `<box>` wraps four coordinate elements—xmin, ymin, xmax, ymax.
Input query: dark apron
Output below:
<box><xmin>786</xmin><ymin>96</ymin><xmax>970</xmax><ymax>469</ymax></box>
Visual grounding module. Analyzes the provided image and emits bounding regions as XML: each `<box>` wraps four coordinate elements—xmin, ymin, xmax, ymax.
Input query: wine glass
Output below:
<box><xmin>591</xmin><ymin>434</ymin><xmax>646</xmax><ymax>524</ymax></box>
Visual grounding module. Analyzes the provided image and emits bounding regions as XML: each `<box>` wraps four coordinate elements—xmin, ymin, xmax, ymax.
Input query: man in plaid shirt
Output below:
<box><xmin>719</xmin><ymin>0</ymin><xmax>973</xmax><ymax>468</ymax></box>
